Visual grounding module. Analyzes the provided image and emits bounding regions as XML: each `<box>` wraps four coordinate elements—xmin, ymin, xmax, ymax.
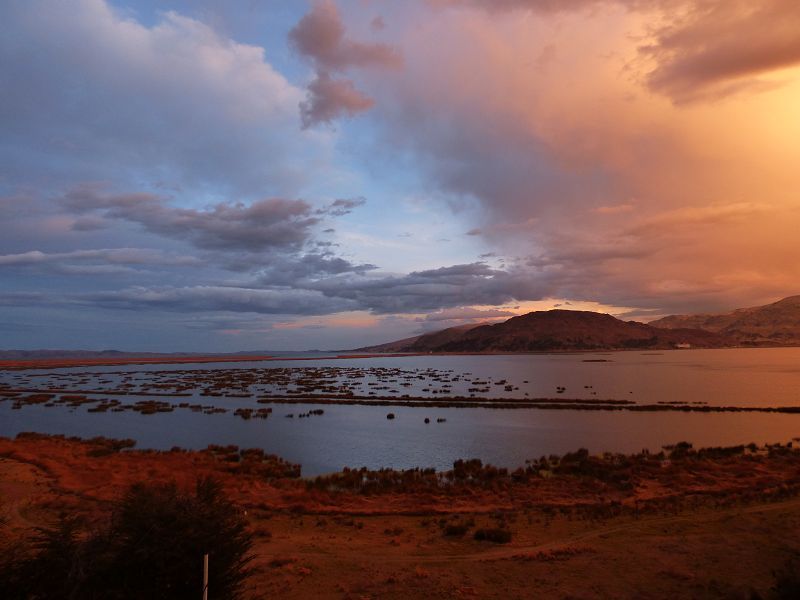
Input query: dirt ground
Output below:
<box><xmin>2</xmin><ymin>434</ymin><xmax>800</xmax><ymax>599</ymax></box>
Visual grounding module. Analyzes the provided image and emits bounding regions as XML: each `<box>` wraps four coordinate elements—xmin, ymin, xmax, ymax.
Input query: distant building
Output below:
<box><xmin>674</xmin><ymin>343</ymin><xmax>692</xmax><ymax>349</ymax></box>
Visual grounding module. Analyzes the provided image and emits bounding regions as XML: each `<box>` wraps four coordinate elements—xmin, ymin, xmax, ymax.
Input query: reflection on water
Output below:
<box><xmin>3</xmin><ymin>347</ymin><xmax>800</xmax><ymax>475</ymax></box>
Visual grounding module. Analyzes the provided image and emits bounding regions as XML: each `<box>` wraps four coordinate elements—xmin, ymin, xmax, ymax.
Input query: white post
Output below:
<box><xmin>203</xmin><ymin>553</ymin><xmax>209</xmax><ymax>600</ymax></box>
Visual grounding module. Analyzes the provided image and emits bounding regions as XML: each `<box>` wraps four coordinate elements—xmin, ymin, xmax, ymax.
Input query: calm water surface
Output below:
<box><xmin>3</xmin><ymin>348</ymin><xmax>800</xmax><ymax>475</ymax></box>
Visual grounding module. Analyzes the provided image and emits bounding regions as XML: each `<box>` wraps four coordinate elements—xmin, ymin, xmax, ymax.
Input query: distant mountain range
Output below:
<box><xmin>650</xmin><ymin>295</ymin><xmax>800</xmax><ymax>346</ymax></box>
<box><xmin>6</xmin><ymin>296</ymin><xmax>800</xmax><ymax>358</ymax></box>
<box><xmin>357</xmin><ymin>309</ymin><xmax>730</xmax><ymax>353</ymax></box>
<box><xmin>360</xmin><ymin>295</ymin><xmax>800</xmax><ymax>353</ymax></box>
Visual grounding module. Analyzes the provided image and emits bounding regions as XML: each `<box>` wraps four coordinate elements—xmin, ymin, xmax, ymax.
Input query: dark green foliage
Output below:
<box><xmin>0</xmin><ymin>478</ymin><xmax>253</xmax><ymax>600</ymax></box>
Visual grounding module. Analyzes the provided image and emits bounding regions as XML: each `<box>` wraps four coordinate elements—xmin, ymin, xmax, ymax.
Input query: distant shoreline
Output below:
<box><xmin>2</xmin><ymin>345</ymin><xmax>800</xmax><ymax>370</ymax></box>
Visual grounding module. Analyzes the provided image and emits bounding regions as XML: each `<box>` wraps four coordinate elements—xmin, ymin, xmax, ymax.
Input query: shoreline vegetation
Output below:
<box><xmin>3</xmin><ymin>432</ymin><xmax>800</xmax><ymax>512</ymax></box>
<box><xmin>4</xmin><ymin>433</ymin><xmax>800</xmax><ymax>597</ymax></box>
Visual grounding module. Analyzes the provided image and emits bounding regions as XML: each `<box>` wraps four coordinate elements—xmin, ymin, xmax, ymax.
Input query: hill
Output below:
<box><xmin>358</xmin><ymin>309</ymin><xmax>730</xmax><ymax>353</ymax></box>
<box><xmin>355</xmin><ymin>323</ymin><xmax>483</xmax><ymax>353</ymax></box>
<box><xmin>650</xmin><ymin>295</ymin><xmax>800</xmax><ymax>346</ymax></box>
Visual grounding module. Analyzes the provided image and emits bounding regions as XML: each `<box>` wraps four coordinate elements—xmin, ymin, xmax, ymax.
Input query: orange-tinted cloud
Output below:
<box><xmin>643</xmin><ymin>0</ymin><xmax>800</xmax><ymax>103</ymax></box>
<box><xmin>362</xmin><ymin>1</ymin><xmax>800</xmax><ymax>312</ymax></box>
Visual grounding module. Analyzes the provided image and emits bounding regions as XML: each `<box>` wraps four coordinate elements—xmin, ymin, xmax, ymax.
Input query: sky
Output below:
<box><xmin>1</xmin><ymin>0</ymin><xmax>799</xmax><ymax>351</ymax></box>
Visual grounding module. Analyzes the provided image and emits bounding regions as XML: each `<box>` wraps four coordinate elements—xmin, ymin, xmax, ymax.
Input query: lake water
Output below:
<box><xmin>3</xmin><ymin>348</ymin><xmax>800</xmax><ymax>475</ymax></box>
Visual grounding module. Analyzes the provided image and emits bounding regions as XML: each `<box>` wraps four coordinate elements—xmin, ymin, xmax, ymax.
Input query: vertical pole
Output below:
<box><xmin>203</xmin><ymin>553</ymin><xmax>209</xmax><ymax>600</ymax></box>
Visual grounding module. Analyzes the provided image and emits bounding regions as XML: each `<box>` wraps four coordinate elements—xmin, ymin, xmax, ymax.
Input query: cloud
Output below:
<box><xmin>289</xmin><ymin>0</ymin><xmax>402</xmax><ymax>71</ymax></box>
<box><xmin>0</xmin><ymin>248</ymin><xmax>200</xmax><ymax>268</ymax></box>
<box><xmin>289</xmin><ymin>0</ymin><xmax>401</xmax><ymax>127</ymax></box>
<box><xmin>0</xmin><ymin>0</ymin><xmax>317</xmax><ymax>196</ymax></box>
<box><xmin>421</xmin><ymin>306</ymin><xmax>515</xmax><ymax>322</ymax></box>
<box><xmin>300</xmin><ymin>72</ymin><xmax>375</xmax><ymax>127</ymax></box>
<box><xmin>643</xmin><ymin>0</ymin><xmax>800</xmax><ymax>103</ymax></box>
<box><xmin>371</xmin><ymin>16</ymin><xmax>386</xmax><ymax>31</ymax></box>
<box><xmin>431</xmin><ymin>0</ymin><xmax>800</xmax><ymax>103</ymax></box>
<box><xmin>349</xmin><ymin>2</ymin><xmax>800</xmax><ymax>316</ymax></box>
<box><xmin>70</xmin><ymin>216</ymin><xmax>110</xmax><ymax>231</ymax></box>
<box><xmin>82</xmin><ymin>286</ymin><xmax>358</xmax><ymax>316</ymax></box>
<box><xmin>414</xmin><ymin>305</ymin><xmax>516</xmax><ymax>332</ymax></box>
<box><xmin>10</xmin><ymin>261</ymin><xmax>550</xmax><ymax>317</ymax></box>
<box><xmin>626</xmin><ymin>202</ymin><xmax>769</xmax><ymax>236</ymax></box>
<box><xmin>4</xmin><ymin>0</ymin><xmax>800</xmax><ymax>350</ymax></box>
<box><xmin>310</xmin><ymin>263</ymin><xmax>552</xmax><ymax>313</ymax></box>
<box><xmin>425</xmin><ymin>0</ymin><xmax>684</xmax><ymax>14</ymax></box>
<box><xmin>593</xmin><ymin>203</ymin><xmax>635</xmax><ymax>214</ymax></box>
<box><xmin>252</xmin><ymin>253</ymin><xmax>377</xmax><ymax>285</ymax></box>
<box><xmin>0</xmin><ymin>292</ymin><xmax>50</xmax><ymax>307</ymax></box>
<box><xmin>324</xmin><ymin>197</ymin><xmax>367</xmax><ymax>216</ymax></box>
<box><xmin>62</xmin><ymin>185</ymin><xmax>321</xmax><ymax>253</ymax></box>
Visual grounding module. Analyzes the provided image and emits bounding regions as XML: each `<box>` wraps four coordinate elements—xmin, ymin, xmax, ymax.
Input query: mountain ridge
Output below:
<box><xmin>650</xmin><ymin>295</ymin><xmax>800</xmax><ymax>346</ymax></box>
<box><xmin>357</xmin><ymin>309</ymin><xmax>731</xmax><ymax>353</ymax></box>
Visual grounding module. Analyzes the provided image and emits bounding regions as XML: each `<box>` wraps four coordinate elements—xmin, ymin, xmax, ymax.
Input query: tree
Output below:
<box><xmin>1</xmin><ymin>478</ymin><xmax>254</xmax><ymax>599</ymax></box>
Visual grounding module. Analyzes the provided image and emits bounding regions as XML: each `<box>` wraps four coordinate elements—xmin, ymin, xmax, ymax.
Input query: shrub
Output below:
<box><xmin>0</xmin><ymin>478</ymin><xmax>253</xmax><ymax>600</ymax></box>
<box><xmin>1</xmin><ymin>515</ymin><xmax>86</xmax><ymax>599</ymax></box>
<box><xmin>473</xmin><ymin>528</ymin><xmax>512</xmax><ymax>544</ymax></box>
<box><xmin>443</xmin><ymin>522</ymin><xmax>470</xmax><ymax>537</ymax></box>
